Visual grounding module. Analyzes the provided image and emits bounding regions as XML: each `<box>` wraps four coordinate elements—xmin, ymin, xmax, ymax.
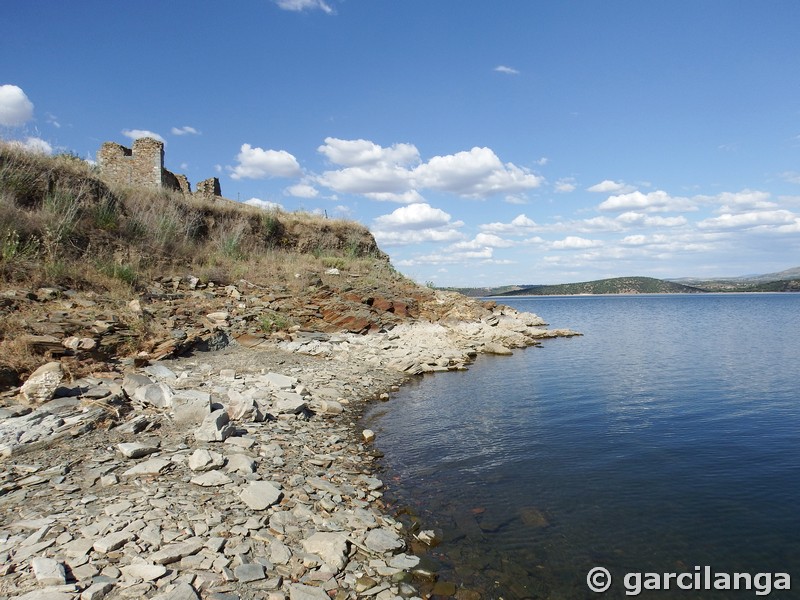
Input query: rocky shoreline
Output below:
<box><xmin>0</xmin><ymin>300</ymin><xmax>578</xmax><ymax>600</ymax></box>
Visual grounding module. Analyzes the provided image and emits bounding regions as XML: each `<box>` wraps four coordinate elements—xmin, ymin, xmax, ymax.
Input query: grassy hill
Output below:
<box><xmin>0</xmin><ymin>143</ymin><xmax>430</xmax><ymax>384</ymax></box>
<box><xmin>499</xmin><ymin>276</ymin><xmax>706</xmax><ymax>296</ymax></box>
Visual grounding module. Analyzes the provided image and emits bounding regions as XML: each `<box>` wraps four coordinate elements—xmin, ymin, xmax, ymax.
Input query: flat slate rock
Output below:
<box><xmin>120</xmin><ymin>563</ymin><xmax>167</xmax><ymax>581</ymax></box>
<box><xmin>122</xmin><ymin>458</ymin><xmax>171</xmax><ymax>477</ymax></box>
<box><xmin>190</xmin><ymin>470</ymin><xmax>232</xmax><ymax>487</ymax></box>
<box><xmin>240</xmin><ymin>481</ymin><xmax>282</xmax><ymax>510</ymax></box>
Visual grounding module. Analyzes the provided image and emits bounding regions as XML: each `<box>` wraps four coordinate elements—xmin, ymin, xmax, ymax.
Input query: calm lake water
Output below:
<box><xmin>363</xmin><ymin>294</ymin><xmax>800</xmax><ymax>599</ymax></box>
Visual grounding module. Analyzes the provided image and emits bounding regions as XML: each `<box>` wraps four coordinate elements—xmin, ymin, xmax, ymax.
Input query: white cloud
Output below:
<box><xmin>448</xmin><ymin>233</ymin><xmax>515</xmax><ymax>251</ymax></box>
<box><xmin>285</xmin><ymin>183</ymin><xmax>319</xmax><ymax>198</ymax></box>
<box><xmin>230</xmin><ymin>143</ymin><xmax>302</xmax><ymax>180</ymax></box>
<box><xmin>781</xmin><ymin>171</ymin><xmax>800</xmax><ymax>185</ymax></box>
<box><xmin>244</xmin><ymin>197</ymin><xmax>284</xmax><ymax>211</ymax></box>
<box><xmin>570</xmin><ymin>216</ymin><xmax>624</xmax><ymax>233</ymax></box>
<box><xmin>9</xmin><ymin>136</ymin><xmax>52</xmax><ymax>155</ymax></box>
<box><xmin>371</xmin><ymin>203</ymin><xmax>464</xmax><ymax>246</ymax></box>
<box><xmin>615</xmin><ymin>212</ymin><xmax>688</xmax><ymax>228</ymax></box>
<box><xmin>414</xmin><ymin>147</ymin><xmax>543</xmax><ymax>198</ymax></box>
<box><xmin>712</xmin><ymin>190</ymin><xmax>776</xmax><ymax>213</ymax></box>
<box><xmin>698</xmin><ymin>209</ymin><xmax>797</xmax><ymax>231</ymax></box>
<box><xmin>122</xmin><ymin>129</ymin><xmax>165</xmax><ymax>144</ymax></box>
<box><xmin>318</xmin><ymin>137</ymin><xmax>419</xmax><ymax>167</ymax></box>
<box><xmin>171</xmin><ymin>125</ymin><xmax>200</xmax><ymax>136</ymax></box>
<box><xmin>621</xmin><ymin>235</ymin><xmax>648</xmax><ymax>246</ymax></box>
<box><xmin>45</xmin><ymin>113</ymin><xmax>60</xmax><ymax>128</ymax></box>
<box><xmin>0</xmin><ymin>85</ymin><xmax>34</xmax><ymax>126</ymax></box>
<box><xmin>373</xmin><ymin>203</ymin><xmax>454</xmax><ymax>230</ymax></box>
<box><xmin>598</xmin><ymin>190</ymin><xmax>695</xmax><ymax>213</ymax></box>
<box><xmin>373</xmin><ymin>228</ymin><xmax>465</xmax><ymax>246</ymax></box>
<box><xmin>274</xmin><ymin>0</ymin><xmax>333</xmax><ymax>13</ymax></box>
<box><xmin>776</xmin><ymin>219</ymin><xmax>800</xmax><ymax>233</ymax></box>
<box><xmin>587</xmin><ymin>179</ymin><xmax>635</xmax><ymax>193</ymax></box>
<box><xmin>402</xmin><ymin>247</ymin><xmax>496</xmax><ymax>265</ymax></box>
<box><xmin>494</xmin><ymin>65</ymin><xmax>519</xmax><ymax>75</ymax></box>
<box><xmin>315</xmin><ymin>139</ymin><xmax>542</xmax><ymax>201</ymax></box>
<box><xmin>364</xmin><ymin>190</ymin><xmax>426</xmax><ymax>204</ymax></box>
<box><xmin>550</xmin><ymin>236</ymin><xmax>602</xmax><ymax>250</ymax></box>
<box><xmin>318</xmin><ymin>164</ymin><xmax>413</xmax><ymax>196</ymax></box>
<box><xmin>554</xmin><ymin>178</ymin><xmax>577</xmax><ymax>193</ymax></box>
<box><xmin>480</xmin><ymin>214</ymin><xmax>540</xmax><ymax>235</ymax></box>
<box><xmin>504</xmin><ymin>194</ymin><xmax>528</xmax><ymax>205</ymax></box>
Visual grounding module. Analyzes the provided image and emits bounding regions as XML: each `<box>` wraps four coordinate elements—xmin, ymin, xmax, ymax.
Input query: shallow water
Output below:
<box><xmin>364</xmin><ymin>294</ymin><xmax>800</xmax><ymax>599</ymax></box>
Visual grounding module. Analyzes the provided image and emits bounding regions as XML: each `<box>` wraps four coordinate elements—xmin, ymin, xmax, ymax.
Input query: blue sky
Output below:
<box><xmin>2</xmin><ymin>1</ymin><xmax>800</xmax><ymax>286</ymax></box>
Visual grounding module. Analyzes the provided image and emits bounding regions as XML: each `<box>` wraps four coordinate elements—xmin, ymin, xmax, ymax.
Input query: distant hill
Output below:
<box><xmin>671</xmin><ymin>266</ymin><xmax>800</xmax><ymax>290</ymax></box>
<box><xmin>498</xmin><ymin>276</ymin><xmax>706</xmax><ymax>296</ymax></box>
<box><xmin>444</xmin><ymin>267</ymin><xmax>800</xmax><ymax>297</ymax></box>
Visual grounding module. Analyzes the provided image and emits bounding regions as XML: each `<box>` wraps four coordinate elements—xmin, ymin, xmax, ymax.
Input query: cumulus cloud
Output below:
<box><xmin>244</xmin><ymin>197</ymin><xmax>284</xmax><ymax>211</ymax></box>
<box><xmin>698</xmin><ymin>209</ymin><xmax>797</xmax><ymax>231</ymax></box>
<box><xmin>318</xmin><ymin>137</ymin><xmax>419</xmax><ymax>167</ymax></box>
<box><xmin>447</xmin><ymin>233</ymin><xmax>516</xmax><ymax>251</ymax></box>
<box><xmin>554</xmin><ymin>178</ymin><xmax>577</xmax><ymax>193</ymax></box>
<box><xmin>712</xmin><ymin>190</ymin><xmax>776</xmax><ymax>213</ymax></box>
<box><xmin>122</xmin><ymin>129</ymin><xmax>165</xmax><ymax>144</ymax></box>
<box><xmin>414</xmin><ymin>147</ymin><xmax>543</xmax><ymax>198</ymax></box>
<box><xmin>285</xmin><ymin>183</ymin><xmax>319</xmax><ymax>198</ymax></box>
<box><xmin>587</xmin><ymin>179</ymin><xmax>636</xmax><ymax>194</ymax></box>
<box><xmin>494</xmin><ymin>65</ymin><xmax>519</xmax><ymax>75</ymax></box>
<box><xmin>480</xmin><ymin>214</ymin><xmax>540</xmax><ymax>235</ymax></box>
<box><xmin>615</xmin><ymin>212</ymin><xmax>688</xmax><ymax>228</ymax></box>
<box><xmin>400</xmin><ymin>247</ymin><xmax>496</xmax><ymax>266</ymax></box>
<box><xmin>0</xmin><ymin>85</ymin><xmax>34</xmax><ymax>126</ymax></box>
<box><xmin>274</xmin><ymin>0</ymin><xmax>333</xmax><ymax>13</ymax></box>
<box><xmin>171</xmin><ymin>125</ymin><xmax>200</xmax><ymax>136</ymax></box>
<box><xmin>230</xmin><ymin>143</ymin><xmax>302</xmax><ymax>180</ymax></box>
<box><xmin>371</xmin><ymin>203</ymin><xmax>464</xmax><ymax>246</ymax></box>
<box><xmin>315</xmin><ymin>139</ymin><xmax>542</xmax><ymax>202</ymax></box>
<box><xmin>317</xmin><ymin>163</ymin><xmax>414</xmax><ymax>198</ymax></box>
<box><xmin>364</xmin><ymin>190</ymin><xmax>425</xmax><ymax>204</ymax></box>
<box><xmin>550</xmin><ymin>236</ymin><xmax>602</xmax><ymax>250</ymax></box>
<box><xmin>598</xmin><ymin>190</ymin><xmax>695</xmax><ymax>213</ymax></box>
<box><xmin>373</xmin><ymin>203</ymin><xmax>454</xmax><ymax>230</ymax></box>
<box><xmin>8</xmin><ymin>136</ymin><xmax>52</xmax><ymax>155</ymax></box>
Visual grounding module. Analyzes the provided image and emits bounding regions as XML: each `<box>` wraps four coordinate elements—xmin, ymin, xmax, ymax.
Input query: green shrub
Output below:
<box><xmin>259</xmin><ymin>310</ymin><xmax>293</xmax><ymax>333</ymax></box>
<box><xmin>97</xmin><ymin>260</ymin><xmax>137</xmax><ymax>285</ymax></box>
<box><xmin>0</xmin><ymin>229</ymin><xmax>39</xmax><ymax>262</ymax></box>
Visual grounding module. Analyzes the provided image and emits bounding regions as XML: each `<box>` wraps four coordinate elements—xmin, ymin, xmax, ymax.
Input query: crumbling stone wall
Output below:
<box><xmin>195</xmin><ymin>177</ymin><xmax>221</xmax><ymax>201</ymax></box>
<box><xmin>97</xmin><ymin>137</ymin><xmax>222</xmax><ymax>200</ymax></box>
<box><xmin>97</xmin><ymin>138</ymin><xmax>174</xmax><ymax>191</ymax></box>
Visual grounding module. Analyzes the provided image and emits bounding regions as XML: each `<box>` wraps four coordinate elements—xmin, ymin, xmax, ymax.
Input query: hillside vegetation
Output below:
<box><xmin>499</xmin><ymin>276</ymin><xmax>706</xmax><ymax>296</ymax></box>
<box><xmin>0</xmin><ymin>144</ymin><xmax>389</xmax><ymax>291</ymax></box>
<box><xmin>0</xmin><ymin>144</ymin><xmax>447</xmax><ymax>386</ymax></box>
<box><xmin>448</xmin><ymin>272</ymin><xmax>800</xmax><ymax>297</ymax></box>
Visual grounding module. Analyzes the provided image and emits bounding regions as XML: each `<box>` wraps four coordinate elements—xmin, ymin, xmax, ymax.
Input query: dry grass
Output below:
<box><xmin>0</xmin><ymin>142</ymin><xmax>421</xmax><ymax>383</ymax></box>
<box><xmin>0</xmin><ymin>142</ymin><xmax>396</xmax><ymax>296</ymax></box>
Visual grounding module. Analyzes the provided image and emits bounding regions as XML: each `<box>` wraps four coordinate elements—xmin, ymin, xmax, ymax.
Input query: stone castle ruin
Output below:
<box><xmin>97</xmin><ymin>137</ymin><xmax>222</xmax><ymax>200</ymax></box>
